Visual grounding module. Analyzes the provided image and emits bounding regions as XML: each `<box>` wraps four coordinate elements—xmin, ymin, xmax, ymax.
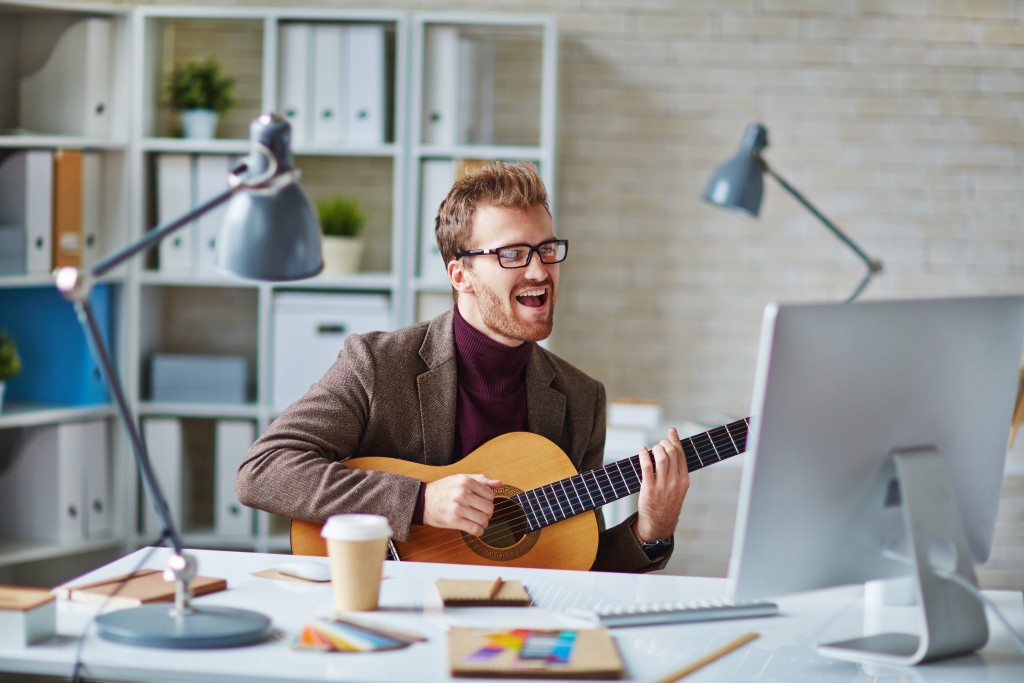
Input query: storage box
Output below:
<box><xmin>0</xmin><ymin>586</ymin><xmax>56</xmax><ymax>648</ymax></box>
<box><xmin>151</xmin><ymin>354</ymin><xmax>248</xmax><ymax>404</ymax></box>
<box><xmin>271</xmin><ymin>292</ymin><xmax>390</xmax><ymax>412</ymax></box>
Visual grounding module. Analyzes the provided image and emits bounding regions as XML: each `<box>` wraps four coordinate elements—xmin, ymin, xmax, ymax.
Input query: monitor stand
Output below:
<box><xmin>818</xmin><ymin>447</ymin><xmax>989</xmax><ymax>666</ymax></box>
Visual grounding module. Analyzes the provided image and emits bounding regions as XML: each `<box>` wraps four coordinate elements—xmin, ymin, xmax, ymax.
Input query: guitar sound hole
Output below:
<box><xmin>480</xmin><ymin>498</ymin><xmax>528</xmax><ymax>549</ymax></box>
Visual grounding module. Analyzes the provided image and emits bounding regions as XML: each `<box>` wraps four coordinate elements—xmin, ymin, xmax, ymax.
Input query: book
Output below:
<box><xmin>57</xmin><ymin>569</ymin><xmax>227</xmax><ymax>608</ymax></box>
<box><xmin>436</xmin><ymin>578</ymin><xmax>531</xmax><ymax>607</ymax></box>
<box><xmin>448</xmin><ymin>627</ymin><xmax>624</xmax><ymax>679</ymax></box>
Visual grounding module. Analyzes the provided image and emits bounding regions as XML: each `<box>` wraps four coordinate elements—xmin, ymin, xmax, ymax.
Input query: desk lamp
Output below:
<box><xmin>703</xmin><ymin>122</ymin><xmax>883</xmax><ymax>302</ymax></box>
<box><xmin>55</xmin><ymin>113</ymin><xmax>323</xmax><ymax>648</ymax></box>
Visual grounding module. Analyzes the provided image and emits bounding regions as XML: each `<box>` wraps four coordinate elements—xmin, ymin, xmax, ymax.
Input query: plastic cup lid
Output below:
<box><xmin>320</xmin><ymin>514</ymin><xmax>393</xmax><ymax>541</ymax></box>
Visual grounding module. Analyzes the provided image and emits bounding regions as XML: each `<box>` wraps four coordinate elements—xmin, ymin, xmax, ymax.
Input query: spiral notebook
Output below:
<box><xmin>448</xmin><ymin>627</ymin><xmax>624</xmax><ymax>679</ymax></box>
<box><xmin>436</xmin><ymin>578</ymin><xmax>532</xmax><ymax>607</ymax></box>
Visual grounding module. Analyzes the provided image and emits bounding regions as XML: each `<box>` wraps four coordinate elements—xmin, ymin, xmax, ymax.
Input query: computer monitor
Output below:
<box><xmin>728</xmin><ymin>295</ymin><xmax>1024</xmax><ymax>666</ymax></box>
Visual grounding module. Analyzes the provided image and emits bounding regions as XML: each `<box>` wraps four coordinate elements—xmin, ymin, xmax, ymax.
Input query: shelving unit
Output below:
<box><xmin>0</xmin><ymin>3</ymin><xmax>557</xmax><ymax>568</ymax></box>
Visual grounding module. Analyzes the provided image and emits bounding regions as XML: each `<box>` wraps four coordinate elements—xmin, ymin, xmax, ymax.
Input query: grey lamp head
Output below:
<box><xmin>702</xmin><ymin>122</ymin><xmax>769</xmax><ymax>217</ymax></box>
<box><xmin>216</xmin><ymin>113</ymin><xmax>324</xmax><ymax>281</ymax></box>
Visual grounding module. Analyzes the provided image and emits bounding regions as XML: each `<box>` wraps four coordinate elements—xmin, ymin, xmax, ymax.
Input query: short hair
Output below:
<box><xmin>434</xmin><ymin>160</ymin><xmax>551</xmax><ymax>268</ymax></box>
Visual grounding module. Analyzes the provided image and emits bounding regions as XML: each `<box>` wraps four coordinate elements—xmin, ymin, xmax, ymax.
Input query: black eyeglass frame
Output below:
<box><xmin>455</xmin><ymin>239</ymin><xmax>569</xmax><ymax>269</ymax></box>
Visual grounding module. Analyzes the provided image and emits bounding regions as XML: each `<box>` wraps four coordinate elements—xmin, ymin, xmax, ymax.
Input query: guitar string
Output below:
<box><xmin>394</xmin><ymin>419</ymin><xmax>751</xmax><ymax>562</ymax></box>
<box><xmin>395</xmin><ymin>420</ymin><xmax>752</xmax><ymax>561</ymax></box>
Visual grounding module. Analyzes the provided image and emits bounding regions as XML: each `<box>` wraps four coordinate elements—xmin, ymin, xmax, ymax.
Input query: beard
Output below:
<box><xmin>474</xmin><ymin>277</ymin><xmax>555</xmax><ymax>344</ymax></box>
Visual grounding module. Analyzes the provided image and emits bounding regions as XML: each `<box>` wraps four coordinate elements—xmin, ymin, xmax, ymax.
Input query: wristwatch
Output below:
<box><xmin>640</xmin><ymin>536</ymin><xmax>672</xmax><ymax>560</ymax></box>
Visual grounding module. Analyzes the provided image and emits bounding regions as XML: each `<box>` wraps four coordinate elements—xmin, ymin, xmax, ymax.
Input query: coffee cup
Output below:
<box><xmin>320</xmin><ymin>514</ymin><xmax>393</xmax><ymax>612</ymax></box>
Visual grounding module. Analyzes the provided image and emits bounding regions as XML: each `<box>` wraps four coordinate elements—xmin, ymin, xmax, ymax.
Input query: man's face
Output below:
<box><xmin>454</xmin><ymin>203</ymin><xmax>559</xmax><ymax>347</ymax></box>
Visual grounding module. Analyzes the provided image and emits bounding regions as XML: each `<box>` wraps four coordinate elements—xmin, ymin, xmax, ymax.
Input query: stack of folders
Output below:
<box><xmin>294</xmin><ymin>616</ymin><xmax>425</xmax><ymax>653</ymax></box>
<box><xmin>150</xmin><ymin>353</ymin><xmax>248</xmax><ymax>404</ymax></box>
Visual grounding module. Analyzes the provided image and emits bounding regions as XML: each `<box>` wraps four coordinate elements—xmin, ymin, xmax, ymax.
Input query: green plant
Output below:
<box><xmin>164</xmin><ymin>57</ymin><xmax>236</xmax><ymax>113</ymax></box>
<box><xmin>0</xmin><ymin>331</ymin><xmax>21</xmax><ymax>382</ymax></box>
<box><xmin>317</xmin><ymin>197</ymin><xmax>366</xmax><ymax>238</ymax></box>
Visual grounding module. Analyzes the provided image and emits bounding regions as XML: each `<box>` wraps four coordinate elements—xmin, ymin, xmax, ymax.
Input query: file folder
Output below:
<box><xmin>194</xmin><ymin>154</ymin><xmax>232</xmax><ymax>275</ymax></box>
<box><xmin>312</xmin><ymin>24</ymin><xmax>348</xmax><ymax>145</ymax></box>
<box><xmin>142</xmin><ymin>418</ymin><xmax>186</xmax><ymax>538</ymax></box>
<box><xmin>81</xmin><ymin>152</ymin><xmax>105</xmax><ymax>269</ymax></box>
<box><xmin>156</xmin><ymin>154</ymin><xmax>194</xmax><ymax>273</ymax></box>
<box><xmin>422</xmin><ymin>26</ymin><xmax>459</xmax><ymax>146</ymax></box>
<box><xmin>82</xmin><ymin>419</ymin><xmax>112</xmax><ymax>540</ymax></box>
<box><xmin>19</xmin><ymin>17</ymin><xmax>112</xmax><ymax>137</ymax></box>
<box><xmin>346</xmin><ymin>24</ymin><xmax>386</xmax><ymax>145</ymax></box>
<box><xmin>278</xmin><ymin>23</ymin><xmax>313</xmax><ymax>147</ymax></box>
<box><xmin>214</xmin><ymin>420</ymin><xmax>256</xmax><ymax>537</ymax></box>
<box><xmin>52</xmin><ymin>149</ymin><xmax>84</xmax><ymax>269</ymax></box>
<box><xmin>0</xmin><ymin>150</ymin><xmax>53</xmax><ymax>275</ymax></box>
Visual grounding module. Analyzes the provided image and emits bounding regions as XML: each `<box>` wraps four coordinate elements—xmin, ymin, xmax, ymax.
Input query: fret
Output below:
<box><xmin>580</xmin><ymin>470</ymin><xmax>597</xmax><ymax>509</ymax></box>
<box><xmin>518</xmin><ymin>416</ymin><xmax>754</xmax><ymax>531</ymax></box>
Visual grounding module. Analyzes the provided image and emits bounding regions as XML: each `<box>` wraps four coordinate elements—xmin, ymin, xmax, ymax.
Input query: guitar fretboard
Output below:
<box><xmin>512</xmin><ymin>417</ymin><xmax>751</xmax><ymax>532</ymax></box>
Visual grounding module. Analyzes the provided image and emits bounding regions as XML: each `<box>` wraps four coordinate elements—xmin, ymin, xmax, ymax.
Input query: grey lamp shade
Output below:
<box><xmin>702</xmin><ymin>122</ymin><xmax>769</xmax><ymax>217</ymax></box>
<box><xmin>216</xmin><ymin>114</ymin><xmax>324</xmax><ymax>281</ymax></box>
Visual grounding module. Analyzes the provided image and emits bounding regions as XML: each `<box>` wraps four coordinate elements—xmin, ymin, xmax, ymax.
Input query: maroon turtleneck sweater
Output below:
<box><xmin>412</xmin><ymin>306</ymin><xmax>533</xmax><ymax>524</ymax></box>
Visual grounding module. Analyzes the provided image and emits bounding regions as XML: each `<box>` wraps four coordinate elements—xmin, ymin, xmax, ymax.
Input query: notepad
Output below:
<box><xmin>436</xmin><ymin>578</ymin><xmax>532</xmax><ymax>607</ymax></box>
<box><xmin>448</xmin><ymin>627</ymin><xmax>623</xmax><ymax>679</ymax></box>
<box><xmin>56</xmin><ymin>569</ymin><xmax>227</xmax><ymax>608</ymax></box>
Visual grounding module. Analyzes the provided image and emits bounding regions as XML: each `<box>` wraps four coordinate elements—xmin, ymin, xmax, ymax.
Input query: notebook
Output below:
<box><xmin>448</xmin><ymin>627</ymin><xmax>624</xmax><ymax>679</ymax></box>
<box><xmin>56</xmin><ymin>569</ymin><xmax>227</xmax><ymax>608</ymax></box>
<box><xmin>436</xmin><ymin>578</ymin><xmax>532</xmax><ymax>607</ymax></box>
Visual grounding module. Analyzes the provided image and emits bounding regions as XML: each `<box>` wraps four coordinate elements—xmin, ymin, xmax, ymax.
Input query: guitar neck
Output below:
<box><xmin>513</xmin><ymin>417</ymin><xmax>751</xmax><ymax>531</ymax></box>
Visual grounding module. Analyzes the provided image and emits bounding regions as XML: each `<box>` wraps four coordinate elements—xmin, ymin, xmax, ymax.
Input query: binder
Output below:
<box><xmin>278</xmin><ymin>23</ymin><xmax>313</xmax><ymax>147</ymax></box>
<box><xmin>418</xmin><ymin>159</ymin><xmax>454</xmax><ymax>280</ymax></box>
<box><xmin>142</xmin><ymin>418</ymin><xmax>185</xmax><ymax>538</ymax></box>
<box><xmin>81</xmin><ymin>419</ymin><xmax>111</xmax><ymax>539</ymax></box>
<box><xmin>346</xmin><ymin>24</ymin><xmax>386</xmax><ymax>145</ymax></box>
<box><xmin>214</xmin><ymin>420</ymin><xmax>256</xmax><ymax>537</ymax></box>
<box><xmin>19</xmin><ymin>17</ymin><xmax>112</xmax><ymax>137</ymax></box>
<box><xmin>0</xmin><ymin>423</ymin><xmax>88</xmax><ymax>543</ymax></box>
<box><xmin>312</xmin><ymin>24</ymin><xmax>348</xmax><ymax>145</ymax></box>
<box><xmin>155</xmin><ymin>154</ymin><xmax>194</xmax><ymax>273</ymax></box>
<box><xmin>422</xmin><ymin>26</ymin><xmax>459</xmax><ymax>146</ymax></box>
<box><xmin>193</xmin><ymin>154</ymin><xmax>232</xmax><ymax>275</ymax></box>
<box><xmin>81</xmin><ymin>152</ymin><xmax>105</xmax><ymax>269</ymax></box>
<box><xmin>52</xmin><ymin>149</ymin><xmax>84</xmax><ymax>269</ymax></box>
<box><xmin>0</xmin><ymin>150</ymin><xmax>53</xmax><ymax>275</ymax></box>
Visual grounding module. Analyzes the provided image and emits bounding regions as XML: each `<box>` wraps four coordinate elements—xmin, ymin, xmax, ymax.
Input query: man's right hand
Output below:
<box><xmin>423</xmin><ymin>474</ymin><xmax>501</xmax><ymax>536</ymax></box>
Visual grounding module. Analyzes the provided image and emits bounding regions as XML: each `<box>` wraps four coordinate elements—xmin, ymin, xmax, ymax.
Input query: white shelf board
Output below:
<box><xmin>414</xmin><ymin>144</ymin><xmax>547</xmax><ymax>162</ymax></box>
<box><xmin>0</xmin><ymin>403</ymin><xmax>114</xmax><ymax>430</ymax></box>
<box><xmin>141</xmin><ymin>138</ymin><xmax>250</xmax><ymax>154</ymax></box>
<box><xmin>0</xmin><ymin>135</ymin><xmax>129</xmax><ymax>150</ymax></box>
<box><xmin>137</xmin><ymin>402</ymin><xmax>261</xmax><ymax>419</ymax></box>
<box><xmin>0</xmin><ymin>536</ymin><xmax>122</xmax><ymax>567</ymax></box>
<box><xmin>273</xmin><ymin>271</ymin><xmax>397</xmax><ymax>291</ymax></box>
<box><xmin>139</xmin><ymin>271</ymin><xmax>261</xmax><ymax>289</ymax></box>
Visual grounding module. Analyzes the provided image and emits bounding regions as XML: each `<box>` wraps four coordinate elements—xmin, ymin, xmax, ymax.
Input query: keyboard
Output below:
<box><xmin>564</xmin><ymin>598</ymin><xmax>779</xmax><ymax>628</ymax></box>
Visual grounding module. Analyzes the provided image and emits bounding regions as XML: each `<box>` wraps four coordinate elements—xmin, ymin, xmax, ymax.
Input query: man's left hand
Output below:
<box><xmin>635</xmin><ymin>427</ymin><xmax>689</xmax><ymax>541</ymax></box>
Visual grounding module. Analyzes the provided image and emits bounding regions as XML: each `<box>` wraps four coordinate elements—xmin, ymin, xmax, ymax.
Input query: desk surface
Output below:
<box><xmin>1</xmin><ymin>547</ymin><xmax>1022</xmax><ymax>682</ymax></box>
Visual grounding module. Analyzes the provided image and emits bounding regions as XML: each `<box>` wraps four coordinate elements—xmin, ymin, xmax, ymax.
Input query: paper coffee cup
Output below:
<box><xmin>321</xmin><ymin>514</ymin><xmax>393</xmax><ymax>612</ymax></box>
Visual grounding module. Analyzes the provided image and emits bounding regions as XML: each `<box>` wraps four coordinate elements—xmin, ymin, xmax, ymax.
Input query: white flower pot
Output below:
<box><xmin>321</xmin><ymin>236</ymin><xmax>365</xmax><ymax>276</ymax></box>
<box><xmin>180</xmin><ymin>109</ymin><xmax>219</xmax><ymax>139</ymax></box>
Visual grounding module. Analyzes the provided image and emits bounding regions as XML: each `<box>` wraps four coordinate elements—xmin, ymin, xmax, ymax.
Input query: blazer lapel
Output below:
<box><xmin>417</xmin><ymin>311</ymin><xmax>457</xmax><ymax>466</ymax></box>
<box><xmin>526</xmin><ymin>349</ymin><xmax>566</xmax><ymax>445</ymax></box>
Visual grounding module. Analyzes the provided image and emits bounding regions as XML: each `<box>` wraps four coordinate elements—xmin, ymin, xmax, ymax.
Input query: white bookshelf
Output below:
<box><xmin>0</xmin><ymin>3</ymin><xmax>558</xmax><ymax>567</ymax></box>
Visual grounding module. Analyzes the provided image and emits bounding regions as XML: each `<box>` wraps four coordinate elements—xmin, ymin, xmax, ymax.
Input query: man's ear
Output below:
<box><xmin>448</xmin><ymin>259</ymin><xmax>474</xmax><ymax>294</ymax></box>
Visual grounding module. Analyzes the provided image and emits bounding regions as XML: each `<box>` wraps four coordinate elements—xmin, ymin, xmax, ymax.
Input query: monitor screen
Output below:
<box><xmin>729</xmin><ymin>295</ymin><xmax>1024</xmax><ymax>602</ymax></box>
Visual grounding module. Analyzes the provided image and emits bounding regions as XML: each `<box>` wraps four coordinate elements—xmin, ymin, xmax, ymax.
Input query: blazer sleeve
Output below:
<box><xmin>234</xmin><ymin>334</ymin><xmax>423</xmax><ymax>541</ymax></box>
<box><xmin>587</xmin><ymin>383</ymin><xmax>675</xmax><ymax>573</ymax></box>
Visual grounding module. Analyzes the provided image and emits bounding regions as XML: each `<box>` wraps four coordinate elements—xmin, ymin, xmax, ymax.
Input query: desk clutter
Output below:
<box><xmin>294</xmin><ymin>616</ymin><xmax>426</xmax><ymax>653</ymax></box>
<box><xmin>436</xmin><ymin>577</ymin><xmax>532</xmax><ymax>607</ymax></box>
<box><xmin>54</xmin><ymin>569</ymin><xmax>227</xmax><ymax>608</ymax></box>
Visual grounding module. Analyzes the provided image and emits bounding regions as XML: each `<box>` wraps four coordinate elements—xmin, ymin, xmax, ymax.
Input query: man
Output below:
<box><xmin>236</xmin><ymin>161</ymin><xmax>688</xmax><ymax>572</ymax></box>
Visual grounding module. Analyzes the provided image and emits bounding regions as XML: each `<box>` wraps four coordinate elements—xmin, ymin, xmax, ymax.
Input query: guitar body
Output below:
<box><xmin>290</xmin><ymin>433</ymin><xmax>601</xmax><ymax>571</ymax></box>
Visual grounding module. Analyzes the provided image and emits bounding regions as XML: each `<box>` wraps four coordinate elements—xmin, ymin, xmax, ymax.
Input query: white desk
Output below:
<box><xmin>1</xmin><ymin>548</ymin><xmax>1022</xmax><ymax>682</ymax></box>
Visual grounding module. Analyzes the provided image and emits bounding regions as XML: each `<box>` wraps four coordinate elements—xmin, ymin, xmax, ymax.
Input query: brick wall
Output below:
<box><xmin>90</xmin><ymin>0</ymin><xmax>1024</xmax><ymax>588</ymax></box>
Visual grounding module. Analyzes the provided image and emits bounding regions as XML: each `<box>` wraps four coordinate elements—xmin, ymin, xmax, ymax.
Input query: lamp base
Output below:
<box><xmin>95</xmin><ymin>604</ymin><xmax>272</xmax><ymax>649</ymax></box>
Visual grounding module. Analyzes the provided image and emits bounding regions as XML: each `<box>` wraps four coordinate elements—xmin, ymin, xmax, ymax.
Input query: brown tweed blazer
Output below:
<box><xmin>236</xmin><ymin>308</ymin><xmax>671</xmax><ymax>572</ymax></box>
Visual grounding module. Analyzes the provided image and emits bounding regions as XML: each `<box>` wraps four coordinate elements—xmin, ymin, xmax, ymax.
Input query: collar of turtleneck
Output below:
<box><xmin>453</xmin><ymin>304</ymin><xmax>534</xmax><ymax>396</ymax></box>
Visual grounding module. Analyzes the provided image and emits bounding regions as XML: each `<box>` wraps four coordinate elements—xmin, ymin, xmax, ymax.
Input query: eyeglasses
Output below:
<box><xmin>456</xmin><ymin>239</ymin><xmax>568</xmax><ymax>269</ymax></box>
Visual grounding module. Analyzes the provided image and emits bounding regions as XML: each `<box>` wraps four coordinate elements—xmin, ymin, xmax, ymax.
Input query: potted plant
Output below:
<box><xmin>317</xmin><ymin>197</ymin><xmax>366</xmax><ymax>276</ymax></box>
<box><xmin>0</xmin><ymin>331</ymin><xmax>22</xmax><ymax>412</ymax></box>
<box><xmin>164</xmin><ymin>57</ymin><xmax>236</xmax><ymax>139</ymax></box>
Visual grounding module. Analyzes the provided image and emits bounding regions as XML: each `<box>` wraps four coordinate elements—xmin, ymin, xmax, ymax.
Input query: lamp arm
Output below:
<box><xmin>763</xmin><ymin>164</ymin><xmax>883</xmax><ymax>302</ymax></box>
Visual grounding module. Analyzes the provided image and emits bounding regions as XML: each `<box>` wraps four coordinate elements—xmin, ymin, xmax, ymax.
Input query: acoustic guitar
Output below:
<box><xmin>291</xmin><ymin>417</ymin><xmax>751</xmax><ymax>570</ymax></box>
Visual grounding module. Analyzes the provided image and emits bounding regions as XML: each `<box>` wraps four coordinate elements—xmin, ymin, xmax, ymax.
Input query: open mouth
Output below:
<box><xmin>515</xmin><ymin>288</ymin><xmax>548</xmax><ymax>308</ymax></box>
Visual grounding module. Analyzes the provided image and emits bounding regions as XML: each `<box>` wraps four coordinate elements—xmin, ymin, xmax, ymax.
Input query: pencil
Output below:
<box><xmin>653</xmin><ymin>632</ymin><xmax>759</xmax><ymax>683</ymax></box>
<box><xmin>487</xmin><ymin>577</ymin><xmax>504</xmax><ymax>600</ymax></box>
